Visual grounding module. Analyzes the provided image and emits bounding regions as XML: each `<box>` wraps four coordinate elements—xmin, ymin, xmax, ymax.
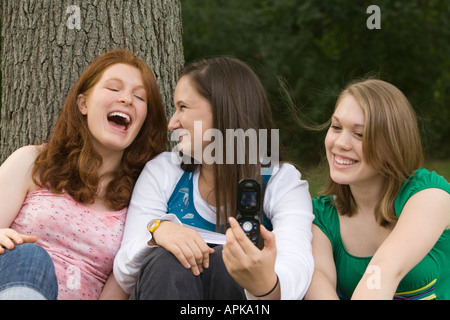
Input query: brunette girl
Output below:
<box><xmin>114</xmin><ymin>56</ymin><xmax>314</xmax><ymax>300</ymax></box>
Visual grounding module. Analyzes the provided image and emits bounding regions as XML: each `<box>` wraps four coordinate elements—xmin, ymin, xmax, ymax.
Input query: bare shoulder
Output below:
<box><xmin>1</xmin><ymin>145</ymin><xmax>42</xmax><ymax>167</ymax></box>
<box><xmin>403</xmin><ymin>188</ymin><xmax>450</xmax><ymax>230</ymax></box>
<box><xmin>0</xmin><ymin>145</ymin><xmax>44</xmax><ymax>191</ymax></box>
<box><xmin>0</xmin><ymin>145</ymin><xmax>45</xmax><ymax>226</ymax></box>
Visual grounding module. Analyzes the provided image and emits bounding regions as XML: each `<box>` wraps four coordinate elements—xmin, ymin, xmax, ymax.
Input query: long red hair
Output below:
<box><xmin>32</xmin><ymin>49</ymin><xmax>167</xmax><ymax>210</ymax></box>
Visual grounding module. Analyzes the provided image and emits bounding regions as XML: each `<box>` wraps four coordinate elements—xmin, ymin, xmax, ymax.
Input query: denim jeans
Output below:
<box><xmin>0</xmin><ymin>243</ymin><xmax>58</xmax><ymax>300</ymax></box>
<box><xmin>131</xmin><ymin>246</ymin><xmax>245</xmax><ymax>300</ymax></box>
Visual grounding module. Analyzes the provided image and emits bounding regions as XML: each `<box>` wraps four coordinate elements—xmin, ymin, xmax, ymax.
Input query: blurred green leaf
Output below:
<box><xmin>182</xmin><ymin>0</ymin><xmax>450</xmax><ymax>164</ymax></box>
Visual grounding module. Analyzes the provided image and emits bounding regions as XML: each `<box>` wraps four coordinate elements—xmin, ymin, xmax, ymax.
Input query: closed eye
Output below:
<box><xmin>331</xmin><ymin>125</ymin><xmax>341</xmax><ymax>131</ymax></box>
<box><xmin>134</xmin><ymin>94</ymin><xmax>145</xmax><ymax>102</ymax></box>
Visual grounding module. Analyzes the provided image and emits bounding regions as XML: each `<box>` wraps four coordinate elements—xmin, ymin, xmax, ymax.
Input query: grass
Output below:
<box><xmin>302</xmin><ymin>161</ymin><xmax>328</xmax><ymax>198</ymax></box>
<box><xmin>302</xmin><ymin>158</ymin><xmax>450</xmax><ymax>199</ymax></box>
<box><xmin>424</xmin><ymin>158</ymin><xmax>450</xmax><ymax>180</ymax></box>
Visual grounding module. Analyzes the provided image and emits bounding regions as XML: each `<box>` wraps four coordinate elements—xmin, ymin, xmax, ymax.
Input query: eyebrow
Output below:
<box><xmin>332</xmin><ymin>116</ymin><xmax>364</xmax><ymax>129</ymax></box>
<box><xmin>104</xmin><ymin>77</ymin><xmax>145</xmax><ymax>90</ymax></box>
<box><xmin>174</xmin><ymin>99</ymin><xmax>190</xmax><ymax>106</ymax></box>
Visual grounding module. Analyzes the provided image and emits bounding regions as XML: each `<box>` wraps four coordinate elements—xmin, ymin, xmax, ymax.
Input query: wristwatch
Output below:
<box><xmin>147</xmin><ymin>219</ymin><xmax>162</xmax><ymax>245</ymax></box>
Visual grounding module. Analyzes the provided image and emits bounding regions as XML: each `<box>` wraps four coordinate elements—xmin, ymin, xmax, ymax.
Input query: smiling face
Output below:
<box><xmin>168</xmin><ymin>75</ymin><xmax>214</xmax><ymax>162</ymax></box>
<box><xmin>325</xmin><ymin>94</ymin><xmax>383</xmax><ymax>188</ymax></box>
<box><xmin>77</xmin><ymin>63</ymin><xmax>148</xmax><ymax>157</ymax></box>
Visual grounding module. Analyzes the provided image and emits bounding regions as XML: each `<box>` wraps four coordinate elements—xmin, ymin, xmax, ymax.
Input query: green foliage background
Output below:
<box><xmin>181</xmin><ymin>0</ymin><xmax>450</xmax><ymax>166</ymax></box>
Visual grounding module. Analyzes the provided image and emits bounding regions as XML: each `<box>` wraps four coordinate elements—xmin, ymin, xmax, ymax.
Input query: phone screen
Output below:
<box><xmin>240</xmin><ymin>191</ymin><xmax>257</xmax><ymax>208</ymax></box>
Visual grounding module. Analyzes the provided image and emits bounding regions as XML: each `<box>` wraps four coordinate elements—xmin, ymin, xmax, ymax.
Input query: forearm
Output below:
<box><xmin>304</xmin><ymin>270</ymin><xmax>339</xmax><ymax>300</ymax></box>
<box><xmin>245</xmin><ymin>273</ymin><xmax>281</xmax><ymax>300</ymax></box>
<box><xmin>99</xmin><ymin>273</ymin><xmax>130</xmax><ymax>300</ymax></box>
<box><xmin>351</xmin><ymin>263</ymin><xmax>400</xmax><ymax>300</ymax></box>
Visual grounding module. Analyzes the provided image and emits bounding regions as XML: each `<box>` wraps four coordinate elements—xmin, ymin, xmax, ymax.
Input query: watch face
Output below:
<box><xmin>148</xmin><ymin>220</ymin><xmax>159</xmax><ymax>232</ymax></box>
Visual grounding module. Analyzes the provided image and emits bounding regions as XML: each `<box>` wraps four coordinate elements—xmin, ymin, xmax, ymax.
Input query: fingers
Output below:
<box><xmin>226</xmin><ymin>217</ymin><xmax>276</xmax><ymax>252</ymax></box>
<box><xmin>19</xmin><ymin>234</ymin><xmax>38</xmax><ymax>244</ymax></box>
<box><xmin>223</xmin><ymin>217</ymin><xmax>277</xmax><ymax>270</ymax></box>
<box><xmin>0</xmin><ymin>231</ymin><xmax>17</xmax><ymax>250</ymax></box>
<box><xmin>167</xmin><ymin>243</ymin><xmax>192</xmax><ymax>270</ymax></box>
<box><xmin>0</xmin><ymin>228</ymin><xmax>24</xmax><ymax>248</ymax></box>
<box><xmin>156</xmin><ymin>223</ymin><xmax>214</xmax><ymax>276</ymax></box>
<box><xmin>226</xmin><ymin>217</ymin><xmax>259</xmax><ymax>254</ymax></box>
<box><xmin>223</xmin><ymin>218</ymin><xmax>278</xmax><ymax>296</ymax></box>
<box><xmin>223</xmin><ymin>218</ymin><xmax>256</xmax><ymax>269</ymax></box>
<box><xmin>260</xmin><ymin>224</ymin><xmax>276</xmax><ymax>249</ymax></box>
<box><xmin>186</xmin><ymin>237</ymin><xmax>215</xmax><ymax>275</ymax></box>
<box><xmin>0</xmin><ymin>228</ymin><xmax>38</xmax><ymax>254</ymax></box>
<box><xmin>168</xmin><ymin>240</ymin><xmax>212</xmax><ymax>276</ymax></box>
<box><xmin>194</xmin><ymin>237</ymin><xmax>215</xmax><ymax>269</ymax></box>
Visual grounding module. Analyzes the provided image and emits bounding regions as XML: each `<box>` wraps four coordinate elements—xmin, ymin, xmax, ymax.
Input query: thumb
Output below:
<box><xmin>260</xmin><ymin>224</ymin><xmax>275</xmax><ymax>250</ymax></box>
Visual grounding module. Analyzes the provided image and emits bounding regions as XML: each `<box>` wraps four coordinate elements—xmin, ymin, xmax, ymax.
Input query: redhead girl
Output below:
<box><xmin>305</xmin><ymin>79</ymin><xmax>450</xmax><ymax>300</ymax></box>
<box><xmin>0</xmin><ymin>49</ymin><xmax>167</xmax><ymax>299</ymax></box>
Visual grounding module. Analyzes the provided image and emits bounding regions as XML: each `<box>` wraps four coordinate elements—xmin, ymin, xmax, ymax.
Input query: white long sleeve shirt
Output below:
<box><xmin>113</xmin><ymin>152</ymin><xmax>314</xmax><ymax>299</ymax></box>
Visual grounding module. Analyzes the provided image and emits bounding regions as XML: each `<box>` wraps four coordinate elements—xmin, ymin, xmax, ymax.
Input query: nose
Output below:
<box><xmin>168</xmin><ymin>110</ymin><xmax>180</xmax><ymax>131</ymax></box>
<box><xmin>119</xmin><ymin>92</ymin><xmax>132</xmax><ymax>105</ymax></box>
<box><xmin>334</xmin><ymin>130</ymin><xmax>352</xmax><ymax>150</ymax></box>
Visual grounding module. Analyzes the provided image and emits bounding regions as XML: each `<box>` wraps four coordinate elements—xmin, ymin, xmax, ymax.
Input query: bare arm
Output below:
<box><xmin>352</xmin><ymin>188</ymin><xmax>450</xmax><ymax>299</ymax></box>
<box><xmin>0</xmin><ymin>146</ymin><xmax>41</xmax><ymax>252</ymax></box>
<box><xmin>99</xmin><ymin>273</ymin><xmax>130</xmax><ymax>300</ymax></box>
<box><xmin>0</xmin><ymin>146</ymin><xmax>40</xmax><ymax>227</ymax></box>
<box><xmin>304</xmin><ymin>224</ymin><xmax>339</xmax><ymax>300</ymax></box>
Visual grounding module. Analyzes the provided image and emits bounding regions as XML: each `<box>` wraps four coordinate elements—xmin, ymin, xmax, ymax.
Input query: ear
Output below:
<box><xmin>77</xmin><ymin>94</ymin><xmax>88</xmax><ymax>115</ymax></box>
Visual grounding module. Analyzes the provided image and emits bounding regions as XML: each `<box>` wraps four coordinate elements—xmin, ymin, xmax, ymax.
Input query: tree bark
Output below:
<box><xmin>0</xmin><ymin>0</ymin><xmax>184</xmax><ymax>163</ymax></box>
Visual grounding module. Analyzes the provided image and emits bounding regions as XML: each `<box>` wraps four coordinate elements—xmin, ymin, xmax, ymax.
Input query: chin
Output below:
<box><xmin>329</xmin><ymin>171</ymin><xmax>353</xmax><ymax>186</ymax></box>
<box><xmin>104</xmin><ymin>139</ymin><xmax>134</xmax><ymax>152</ymax></box>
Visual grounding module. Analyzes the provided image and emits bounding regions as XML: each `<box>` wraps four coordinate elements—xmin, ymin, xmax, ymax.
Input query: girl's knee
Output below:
<box><xmin>0</xmin><ymin>243</ymin><xmax>57</xmax><ymax>300</ymax></box>
<box><xmin>141</xmin><ymin>247</ymin><xmax>189</xmax><ymax>275</ymax></box>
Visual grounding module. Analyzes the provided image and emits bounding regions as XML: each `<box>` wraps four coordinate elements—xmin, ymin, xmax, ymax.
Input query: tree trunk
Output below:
<box><xmin>0</xmin><ymin>0</ymin><xmax>184</xmax><ymax>163</ymax></box>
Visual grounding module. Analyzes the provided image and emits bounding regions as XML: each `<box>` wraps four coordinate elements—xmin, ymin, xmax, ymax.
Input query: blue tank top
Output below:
<box><xmin>167</xmin><ymin>170</ymin><xmax>273</xmax><ymax>233</ymax></box>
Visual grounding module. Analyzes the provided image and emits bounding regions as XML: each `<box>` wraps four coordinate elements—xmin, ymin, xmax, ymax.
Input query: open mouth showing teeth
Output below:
<box><xmin>107</xmin><ymin>112</ymin><xmax>130</xmax><ymax>130</ymax></box>
<box><xmin>335</xmin><ymin>156</ymin><xmax>357</xmax><ymax>165</ymax></box>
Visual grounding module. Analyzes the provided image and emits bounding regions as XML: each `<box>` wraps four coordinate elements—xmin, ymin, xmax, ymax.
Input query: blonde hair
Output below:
<box><xmin>322</xmin><ymin>79</ymin><xmax>423</xmax><ymax>226</ymax></box>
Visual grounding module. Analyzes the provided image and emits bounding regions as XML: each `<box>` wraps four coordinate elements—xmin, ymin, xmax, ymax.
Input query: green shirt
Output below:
<box><xmin>313</xmin><ymin>169</ymin><xmax>450</xmax><ymax>300</ymax></box>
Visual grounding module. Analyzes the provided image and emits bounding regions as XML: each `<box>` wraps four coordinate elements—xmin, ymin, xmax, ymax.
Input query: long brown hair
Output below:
<box><xmin>179</xmin><ymin>57</ymin><xmax>279</xmax><ymax>228</ymax></box>
<box><xmin>33</xmin><ymin>49</ymin><xmax>167</xmax><ymax>210</ymax></box>
<box><xmin>322</xmin><ymin>79</ymin><xmax>423</xmax><ymax>225</ymax></box>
